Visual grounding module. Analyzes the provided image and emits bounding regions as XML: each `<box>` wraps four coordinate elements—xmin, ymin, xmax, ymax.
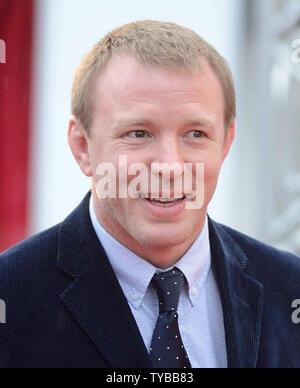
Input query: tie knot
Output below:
<box><xmin>151</xmin><ymin>268</ymin><xmax>185</xmax><ymax>313</ymax></box>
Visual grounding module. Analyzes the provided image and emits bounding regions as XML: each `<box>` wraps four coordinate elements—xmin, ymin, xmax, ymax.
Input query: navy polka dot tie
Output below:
<box><xmin>150</xmin><ymin>268</ymin><xmax>192</xmax><ymax>368</ymax></box>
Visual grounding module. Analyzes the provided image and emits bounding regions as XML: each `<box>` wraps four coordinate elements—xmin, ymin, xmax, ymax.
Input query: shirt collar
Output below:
<box><xmin>89</xmin><ymin>196</ymin><xmax>211</xmax><ymax>309</ymax></box>
<box><xmin>155</xmin><ymin>217</ymin><xmax>211</xmax><ymax>306</ymax></box>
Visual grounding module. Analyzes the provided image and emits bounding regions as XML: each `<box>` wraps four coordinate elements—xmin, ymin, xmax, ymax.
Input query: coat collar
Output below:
<box><xmin>208</xmin><ymin>217</ymin><xmax>264</xmax><ymax>368</ymax></box>
<box><xmin>57</xmin><ymin>192</ymin><xmax>264</xmax><ymax>368</ymax></box>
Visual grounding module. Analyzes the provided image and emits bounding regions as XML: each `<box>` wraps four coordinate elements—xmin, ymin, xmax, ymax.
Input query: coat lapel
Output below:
<box><xmin>208</xmin><ymin>218</ymin><xmax>264</xmax><ymax>368</ymax></box>
<box><xmin>57</xmin><ymin>192</ymin><xmax>152</xmax><ymax>368</ymax></box>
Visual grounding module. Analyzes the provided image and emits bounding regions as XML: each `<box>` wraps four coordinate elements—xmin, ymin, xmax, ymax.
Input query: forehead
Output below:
<box><xmin>93</xmin><ymin>53</ymin><xmax>225</xmax><ymax>123</ymax></box>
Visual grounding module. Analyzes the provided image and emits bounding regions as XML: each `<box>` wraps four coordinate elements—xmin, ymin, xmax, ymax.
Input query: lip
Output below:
<box><xmin>140</xmin><ymin>197</ymin><xmax>186</xmax><ymax>218</ymax></box>
<box><xmin>140</xmin><ymin>192</ymin><xmax>185</xmax><ymax>199</ymax></box>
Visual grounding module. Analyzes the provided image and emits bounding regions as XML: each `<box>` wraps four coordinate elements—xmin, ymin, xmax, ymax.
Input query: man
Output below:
<box><xmin>0</xmin><ymin>20</ymin><xmax>300</xmax><ymax>368</ymax></box>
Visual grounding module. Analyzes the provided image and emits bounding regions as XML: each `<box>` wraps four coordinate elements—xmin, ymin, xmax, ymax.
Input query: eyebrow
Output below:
<box><xmin>113</xmin><ymin>116</ymin><xmax>215</xmax><ymax>130</ymax></box>
<box><xmin>184</xmin><ymin>118</ymin><xmax>214</xmax><ymax>127</ymax></box>
<box><xmin>117</xmin><ymin>118</ymin><xmax>151</xmax><ymax>127</ymax></box>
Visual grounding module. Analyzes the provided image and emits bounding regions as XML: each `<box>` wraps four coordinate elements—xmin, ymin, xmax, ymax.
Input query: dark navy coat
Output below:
<box><xmin>0</xmin><ymin>192</ymin><xmax>300</xmax><ymax>368</ymax></box>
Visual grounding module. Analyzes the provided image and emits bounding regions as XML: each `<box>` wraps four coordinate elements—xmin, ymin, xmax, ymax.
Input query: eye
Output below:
<box><xmin>187</xmin><ymin>130</ymin><xmax>204</xmax><ymax>139</ymax></box>
<box><xmin>125</xmin><ymin>130</ymin><xmax>150</xmax><ymax>139</ymax></box>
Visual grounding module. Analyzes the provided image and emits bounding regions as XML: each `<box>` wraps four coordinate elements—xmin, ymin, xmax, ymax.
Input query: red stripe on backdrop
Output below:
<box><xmin>0</xmin><ymin>0</ymin><xmax>35</xmax><ymax>252</ymax></box>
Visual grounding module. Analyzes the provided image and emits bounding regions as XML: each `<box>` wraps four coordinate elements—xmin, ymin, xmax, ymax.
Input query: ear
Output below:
<box><xmin>68</xmin><ymin>116</ymin><xmax>93</xmax><ymax>177</ymax></box>
<box><xmin>221</xmin><ymin>120</ymin><xmax>235</xmax><ymax>163</ymax></box>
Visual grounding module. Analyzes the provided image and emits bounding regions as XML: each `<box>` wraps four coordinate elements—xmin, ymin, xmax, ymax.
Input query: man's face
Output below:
<box><xmin>83</xmin><ymin>54</ymin><xmax>234</xmax><ymax>266</ymax></box>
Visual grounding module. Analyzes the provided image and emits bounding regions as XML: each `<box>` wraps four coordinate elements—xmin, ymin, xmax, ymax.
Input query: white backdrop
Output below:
<box><xmin>28</xmin><ymin>0</ymin><xmax>243</xmax><ymax>234</ymax></box>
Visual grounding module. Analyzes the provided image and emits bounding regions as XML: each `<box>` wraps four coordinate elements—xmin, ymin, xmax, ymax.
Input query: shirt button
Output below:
<box><xmin>131</xmin><ymin>293</ymin><xmax>140</xmax><ymax>301</ymax></box>
<box><xmin>191</xmin><ymin>287</ymin><xmax>198</xmax><ymax>296</ymax></box>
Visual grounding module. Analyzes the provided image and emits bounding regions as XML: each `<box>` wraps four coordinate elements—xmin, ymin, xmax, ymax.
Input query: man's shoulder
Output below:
<box><xmin>220</xmin><ymin>221</ymin><xmax>299</xmax><ymax>261</ymax></box>
<box><xmin>211</xmin><ymin>219</ymin><xmax>300</xmax><ymax>282</ymax></box>
<box><xmin>0</xmin><ymin>223</ymin><xmax>61</xmax><ymax>279</ymax></box>
<box><xmin>0</xmin><ymin>192</ymin><xmax>92</xmax><ymax>296</ymax></box>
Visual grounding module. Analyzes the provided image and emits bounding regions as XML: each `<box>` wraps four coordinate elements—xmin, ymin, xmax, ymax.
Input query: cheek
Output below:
<box><xmin>90</xmin><ymin>146</ymin><xmax>108</xmax><ymax>174</ymax></box>
<box><xmin>101</xmin><ymin>198</ymin><xmax>129</xmax><ymax>222</ymax></box>
<box><xmin>203</xmin><ymin>157</ymin><xmax>223</xmax><ymax>192</ymax></box>
<box><xmin>205</xmin><ymin>159</ymin><xmax>222</xmax><ymax>178</ymax></box>
<box><xmin>90</xmin><ymin>138</ymin><xmax>122</xmax><ymax>166</ymax></box>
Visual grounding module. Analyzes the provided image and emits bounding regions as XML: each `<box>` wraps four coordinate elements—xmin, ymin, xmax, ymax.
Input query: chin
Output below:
<box><xmin>135</xmin><ymin>228</ymin><xmax>188</xmax><ymax>250</ymax></box>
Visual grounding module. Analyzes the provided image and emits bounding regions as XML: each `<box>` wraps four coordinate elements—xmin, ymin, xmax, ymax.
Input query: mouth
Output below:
<box><xmin>141</xmin><ymin>196</ymin><xmax>186</xmax><ymax>207</ymax></box>
<box><xmin>138</xmin><ymin>194</ymin><xmax>187</xmax><ymax>218</ymax></box>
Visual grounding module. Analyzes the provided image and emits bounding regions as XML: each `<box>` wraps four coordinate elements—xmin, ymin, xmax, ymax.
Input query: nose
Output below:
<box><xmin>152</xmin><ymin>137</ymin><xmax>185</xmax><ymax>174</ymax></box>
<box><xmin>150</xmin><ymin>137</ymin><xmax>185</xmax><ymax>196</ymax></box>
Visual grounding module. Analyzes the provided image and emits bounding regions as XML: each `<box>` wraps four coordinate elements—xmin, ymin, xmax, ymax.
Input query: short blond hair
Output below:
<box><xmin>72</xmin><ymin>20</ymin><xmax>236</xmax><ymax>133</ymax></box>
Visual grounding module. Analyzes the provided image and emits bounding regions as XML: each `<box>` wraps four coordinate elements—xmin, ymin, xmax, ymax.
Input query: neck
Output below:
<box><xmin>91</xmin><ymin>191</ymin><xmax>207</xmax><ymax>270</ymax></box>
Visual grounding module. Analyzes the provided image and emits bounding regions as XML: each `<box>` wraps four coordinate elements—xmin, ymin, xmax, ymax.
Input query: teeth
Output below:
<box><xmin>139</xmin><ymin>194</ymin><xmax>187</xmax><ymax>207</ymax></box>
<box><xmin>140</xmin><ymin>193</ymin><xmax>195</xmax><ymax>200</ymax></box>
<box><xmin>151</xmin><ymin>198</ymin><xmax>176</xmax><ymax>202</ymax></box>
<box><xmin>140</xmin><ymin>195</ymin><xmax>185</xmax><ymax>201</ymax></box>
<box><xmin>150</xmin><ymin>197</ymin><xmax>185</xmax><ymax>205</ymax></box>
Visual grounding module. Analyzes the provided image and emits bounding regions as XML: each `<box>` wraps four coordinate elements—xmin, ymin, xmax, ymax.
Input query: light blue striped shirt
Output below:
<box><xmin>89</xmin><ymin>197</ymin><xmax>227</xmax><ymax>368</ymax></box>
